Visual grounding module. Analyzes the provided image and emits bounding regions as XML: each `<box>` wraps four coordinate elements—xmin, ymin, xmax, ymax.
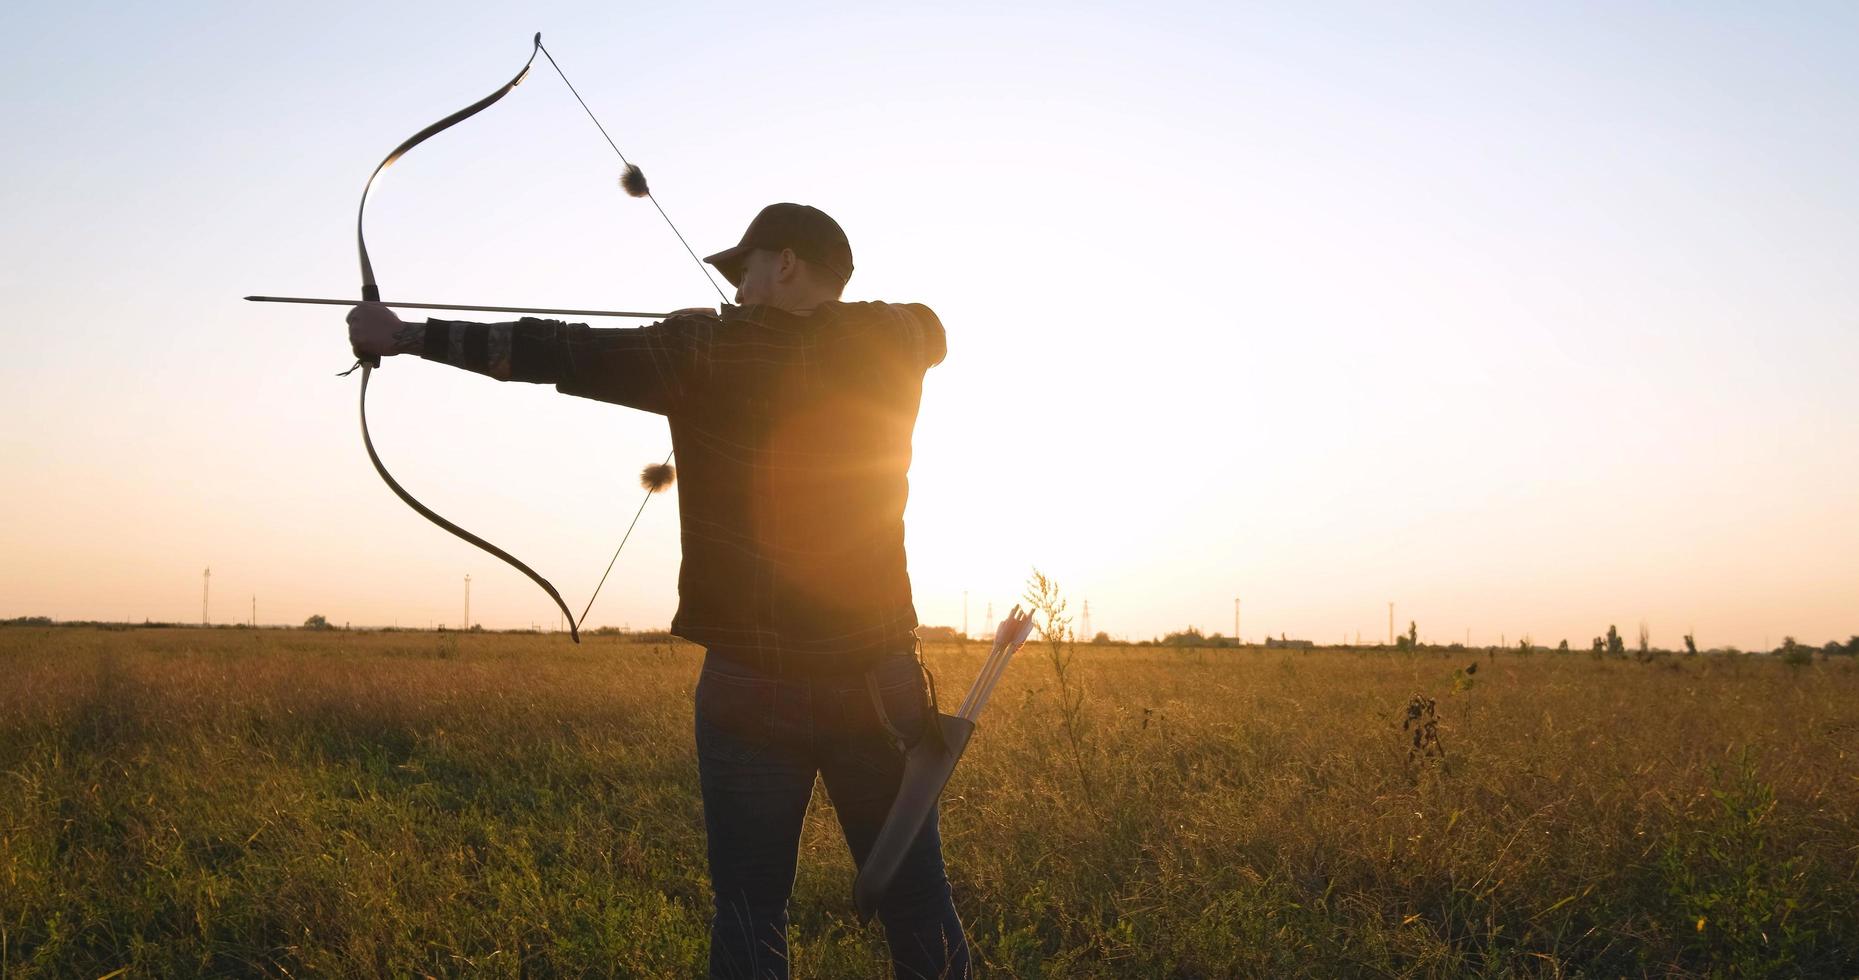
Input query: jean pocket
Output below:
<box><xmin>695</xmin><ymin>666</ymin><xmax>774</xmax><ymax>766</ymax></box>
<box><xmin>867</xmin><ymin>656</ymin><xmax>931</xmax><ymax>750</ymax></box>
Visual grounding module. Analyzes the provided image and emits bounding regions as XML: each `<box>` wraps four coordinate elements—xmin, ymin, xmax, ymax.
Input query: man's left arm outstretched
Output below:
<box><xmin>347</xmin><ymin>301</ymin><xmax>707</xmax><ymax>416</ymax></box>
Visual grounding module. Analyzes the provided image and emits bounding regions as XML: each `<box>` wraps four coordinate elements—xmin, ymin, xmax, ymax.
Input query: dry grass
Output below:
<box><xmin>2</xmin><ymin>627</ymin><xmax>1856</xmax><ymax>977</ymax></box>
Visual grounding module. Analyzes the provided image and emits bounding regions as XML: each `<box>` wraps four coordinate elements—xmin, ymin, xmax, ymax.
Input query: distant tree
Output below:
<box><xmin>1780</xmin><ymin>636</ymin><xmax>1813</xmax><ymax>666</ymax></box>
<box><xmin>1161</xmin><ymin>626</ymin><xmax>1207</xmax><ymax>647</ymax></box>
<box><xmin>1637</xmin><ymin>622</ymin><xmax>1651</xmax><ymax>658</ymax></box>
<box><xmin>1591</xmin><ymin>636</ymin><xmax>1606</xmax><ymax>658</ymax></box>
<box><xmin>1518</xmin><ymin>635</ymin><xmax>1534</xmax><ymax>657</ymax></box>
<box><xmin>1091</xmin><ymin>631</ymin><xmax>1112</xmax><ymax>645</ymax></box>
<box><xmin>1682</xmin><ymin>633</ymin><xmax>1697</xmax><ymax>656</ymax></box>
<box><xmin>1844</xmin><ymin>636</ymin><xmax>1859</xmax><ymax>657</ymax></box>
<box><xmin>1557</xmin><ymin>639</ymin><xmax>1570</xmax><ymax>653</ymax></box>
<box><xmin>1606</xmin><ymin>625</ymin><xmax>1625</xmax><ymax>657</ymax></box>
<box><xmin>303</xmin><ymin>614</ymin><xmax>330</xmax><ymax>630</ymax></box>
<box><xmin>1408</xmin><ymin>621</ymin><xmax>1419</xmax><ymax>648</ymax></box>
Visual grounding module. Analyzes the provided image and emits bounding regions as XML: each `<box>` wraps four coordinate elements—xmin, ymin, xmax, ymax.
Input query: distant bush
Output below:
<box><xmin>303</xmin><ymin>614</ymin><xmax>330</xmax><ymax>631</ymax></box>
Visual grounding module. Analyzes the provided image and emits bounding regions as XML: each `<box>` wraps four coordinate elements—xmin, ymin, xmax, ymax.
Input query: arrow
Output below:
<box><xmin>245</xmin><ymin>295</ymin><xmax>672</xmax><ymax>319</ymax></box>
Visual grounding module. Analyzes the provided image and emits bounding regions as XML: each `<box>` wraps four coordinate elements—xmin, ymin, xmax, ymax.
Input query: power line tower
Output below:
<box><xmin>1081</xmin><ymin>600</ymin><xmax>1092</xmax><ymax>639</ymax></box>
<box><xmin>985</xmin><ymin>601</ymin><xmax>993</xmax><ymax>631</ymax></box>
<box><xmin>463</xmin><ymin>574</ymin><xmax>471</xmax><ymax>630</ymax></box>
<box><xmin>202</xmin><ymin>567</ymin><xmax>210</xmax><ymax>626</ymax></box>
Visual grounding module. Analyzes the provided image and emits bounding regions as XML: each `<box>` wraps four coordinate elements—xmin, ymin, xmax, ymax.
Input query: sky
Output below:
<box><xmin>1</xmin><ymin>1</ymin><xmax>1854</xmax><ymax>651</ymax></box>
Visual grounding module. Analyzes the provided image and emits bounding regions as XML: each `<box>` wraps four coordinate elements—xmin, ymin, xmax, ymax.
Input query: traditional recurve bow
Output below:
<box><xmin>251</xmin><ymin>33</ymin><xmax>727</xmax><ymax>641</ymax></box>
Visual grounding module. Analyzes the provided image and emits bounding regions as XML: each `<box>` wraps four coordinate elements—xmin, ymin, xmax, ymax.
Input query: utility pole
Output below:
<box><xmin>463</xmin><ymin>574</ymin><xmax>471</xmax><ymax>631</ymax></box>
<box><xmin>1387</xmin><ymin>602</ymin><xmax>1393</xmax><ymax>646</ymax></box>
<box><xmin>202</xmin><ymin>567</ymin><xmax>210</xmax><ymax>626</ymax></box>
<box><xmin>251</xmin><ymin>594</ymin><xmax>256</xmax><ymax>628</ymax></box>
<box><xmin>1234</xmin><ymin>597</ymin><xmax>1241</xmax><ymax>644</ymax></box>
<box><xmin>985</xmin><ymin>601</ymin><xmax>993</xmax><ymax>630</ymax></box>
<box><xmin>1081</xmin><ymin>600</ymin><xmax>1092</xmax><ymax>639</ymax></box>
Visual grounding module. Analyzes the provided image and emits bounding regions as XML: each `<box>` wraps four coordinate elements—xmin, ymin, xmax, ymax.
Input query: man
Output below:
<box><xmin>346</xmin><ymin>203</ymin><xmax>968</xmax><ymax>979</ymax></box>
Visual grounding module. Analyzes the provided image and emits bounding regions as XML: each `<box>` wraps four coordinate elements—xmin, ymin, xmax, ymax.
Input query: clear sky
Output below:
<box><xmin>2</xmin><ymin>1</ymin><xmax>1854</xmax><ymax>650</ymax></box>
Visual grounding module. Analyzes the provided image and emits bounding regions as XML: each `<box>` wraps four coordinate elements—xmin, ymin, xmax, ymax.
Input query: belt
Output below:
<box><xmin>704</xmin><ymin>646</ymin><xmax>912</xmax><ymax>680</ymax></box>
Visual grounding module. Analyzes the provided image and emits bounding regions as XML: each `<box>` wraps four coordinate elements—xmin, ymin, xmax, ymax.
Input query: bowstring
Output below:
<box><xmin>536</xmin><ymin>41</ymin><xmax>731</xmax><ymax>305</ymax></box>
<box><xmin>578</xmin><ymin>449</ymin><xmax>674</xmax><ymax>633</ymax></box>
<box><xmin>536</xmin><ymin>40</ymin><xmax>719</xmax><ymax>630</ymax></box>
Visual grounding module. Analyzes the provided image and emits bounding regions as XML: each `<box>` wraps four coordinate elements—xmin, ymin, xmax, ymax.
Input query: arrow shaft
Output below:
<box><xmin>246</xmin><ymin>295</ymin><xmax>670</xmax><ymax>319</ymax></box>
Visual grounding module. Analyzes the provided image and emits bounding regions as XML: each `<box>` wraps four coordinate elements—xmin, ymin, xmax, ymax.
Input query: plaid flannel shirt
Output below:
<box><xmin>430</xmin><ymin>301</ymin><xmax>946</xmax><ymax>674</ymax></box>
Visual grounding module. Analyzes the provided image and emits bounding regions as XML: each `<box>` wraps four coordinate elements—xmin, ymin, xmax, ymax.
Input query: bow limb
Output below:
<box><xmin>358</xmin><ymin>368</ymin><xmax>579</xmax><ymax>639</ymax></box>
<box><xmin>353</xmin><ymin>32</ymin><xmax>580</xmax><ymax>642</ymax></box>
<box><xmin>357</xmin><ymin>33</ymin><xmax>543</xmax><ymax>313</ymax></box>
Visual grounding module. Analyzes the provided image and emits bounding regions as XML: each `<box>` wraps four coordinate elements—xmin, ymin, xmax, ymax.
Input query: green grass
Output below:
<box><xmin>2</xmin><ymin>628</ymin><xmax>1856</xmax><ymax>977</ymax></box>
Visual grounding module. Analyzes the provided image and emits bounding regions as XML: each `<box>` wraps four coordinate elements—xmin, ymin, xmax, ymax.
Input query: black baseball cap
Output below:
<box><xmin>704</xmin><ymin>203</ymin><xmax>854</xmax><ymax>288</ymax></box>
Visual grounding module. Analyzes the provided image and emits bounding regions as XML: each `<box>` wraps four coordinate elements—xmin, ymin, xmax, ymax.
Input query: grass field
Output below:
<box><xmin>2</xmin><ymin>626</ymin><xmax>1856</xmax><ymax>978</ymax></box>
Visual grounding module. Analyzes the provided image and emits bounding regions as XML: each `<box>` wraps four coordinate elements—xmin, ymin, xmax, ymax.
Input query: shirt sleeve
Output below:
<box><xmin>509</xmin><ymin>314</ymin><xmax>712</xmax><ymax>417</ymax></box>
<box><xmin>892</xmin><ymin>303</ymin><xmax>947</xmax><ymax>369</ymax></box>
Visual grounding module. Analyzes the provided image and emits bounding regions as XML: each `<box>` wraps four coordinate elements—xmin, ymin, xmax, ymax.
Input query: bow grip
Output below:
<box><xmin>357</xmin><ymin>283</ymin><xmax>383</xmax><ymax>368</ymax></box>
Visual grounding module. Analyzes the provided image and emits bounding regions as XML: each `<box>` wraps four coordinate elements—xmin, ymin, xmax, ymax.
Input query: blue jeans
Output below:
<box><xmin>695</xmin><ymin>649</ymin><xmax>971</xmax><ymax>980</ymax></box>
